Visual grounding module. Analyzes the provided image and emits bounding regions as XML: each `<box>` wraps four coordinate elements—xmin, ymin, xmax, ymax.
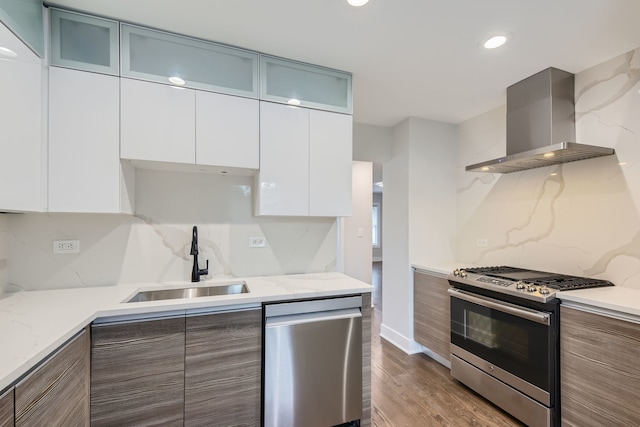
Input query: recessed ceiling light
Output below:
<box><xmin>287</xmin><ymin>98</ymin><xmax>301</xmax><ymax>106</ymax></box>
<box><xmin>0</xmin><ymin>46</ymin><xmax>17</xmax><ymax>57</ymax></box>
<box><xmin>483</xmin><ymin>35</ymin><xmax>507</xmax><ymax>49</ymax></box>
<box><xmin>347</xmin><ymin>0</ymin><xmax>370</xmax><ymax>6</ymax></box>
<box><xmin>168</xmin><ymin>76</ymin><xmax>186</xmax><ymax>86</ymax></box>
<box><xmin>619</xmin><ymin>162</ymin><xmax>628</xmax><ymax>166</ymax></box>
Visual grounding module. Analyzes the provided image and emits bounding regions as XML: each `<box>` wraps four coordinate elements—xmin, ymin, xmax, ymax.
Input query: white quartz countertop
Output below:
<box><xmin>557</xmin><ymin>286</ymin><xmax>640</xmax><ymax>321</ymax></box>
<box><xmin>0</xmin><ymin>272</ymin><xmax>371</xmax><ymax>392</ymax></box>
<box><xmin>411</xmin><ymin>263</ymin><xmax>457</xmax><ymax>277</ymax></box>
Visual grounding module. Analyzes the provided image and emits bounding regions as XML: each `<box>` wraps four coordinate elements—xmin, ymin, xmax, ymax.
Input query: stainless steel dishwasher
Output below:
<box><xmin>264</xmin><ymin>296</ymin><xmax>362</xmax><ymax>427</ymax></box>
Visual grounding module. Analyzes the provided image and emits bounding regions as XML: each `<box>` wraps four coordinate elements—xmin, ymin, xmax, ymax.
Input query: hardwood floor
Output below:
<box><xmin>372</xmin><ymin>261</ymin><xmax>382</xmax><ymax>309</ymax></box>
<box><xmin>370</xmin><ymin>263</ymin><xmax>523</xmax><ymax>427</ymax></box>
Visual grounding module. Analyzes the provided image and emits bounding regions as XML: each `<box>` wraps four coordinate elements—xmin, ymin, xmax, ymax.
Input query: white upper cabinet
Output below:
<box><xmin>121</xmin><ymin>24</ymin><xmax>258</xmax><ymax>98</ymax></box>
<box><xmin>121</xmin><ymin>78</ymin><xmax>259</xmax><ymax>172</ymax></box>
<box><xmin>309</xmin><ymin>109</ymin><xmax>353</xmax><ymax>217</ymax></box>
<box><xmin>261</xmin><ymin>55</ymin><xmax>352</xmax><ymax>114</ymax></box>
<box><xmin>257</xmin><ymin>102</ymin><xmax>352</xmax><ymax>217</ymax></box>
<box><xmin>195</xmin><ymin>91</ymin><xmax>259</xmax><ymax>169</ymax></box>
<box><xmin>0</xmin><ymin>20</ymin><xmax>43</xmax><ymax>212</ymax></box>
<box><xmin>48</xmin><ymin>67</ymin><xmax>131</xmax><ymax>213</ymax></box>
<box><xmin>50</xmin><ymin>9</ymin><xmax>119</xmax><ymax>75</ymax></box>
<box><xmin>257</xmin><ymin>102</ymin><xmax>310</xmax><ymax>216</ymax></box>
<box><xmin>120</xmin><ymin>78</ymin><xmax>196</xmax><ymax>165</ymax></box>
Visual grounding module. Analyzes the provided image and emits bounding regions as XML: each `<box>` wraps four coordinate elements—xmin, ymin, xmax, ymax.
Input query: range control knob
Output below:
<box><xmin>527</xmin><ymin>286</ymin><xmax>537</xmax><ymax>293</ymax></box>
<box><xmin>540</xmin><ymin>287</ymin><xmax>550</xmax><ymax>295</ymax></box>
<box><xmin>515</xmin><ymin>281</ymin><xmax>526</xmax><ymax>290</ymax></box>
<box><xmin>460</xmin><ymin>270</ymin><xmax>467</xmax><ymax>278</ymax></box>
<box><xmin>453</xmin><ymin>269</ymin><xmax>460</xmax><ymax>276</ymax></box>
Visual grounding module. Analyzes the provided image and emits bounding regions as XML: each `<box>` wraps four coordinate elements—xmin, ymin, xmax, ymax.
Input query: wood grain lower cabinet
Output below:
<box><xmin>413</xmin><ymin>270</ymin><xmax>451</xmax><ymax>362</ymax></box>
<box><xmin>0</xmin><ymin>388</ymin><xmax>14</xmax><ymax>427</ymax></box>
<box><xmin>14</xmin><ymin>328</ymin><xmax>90</xmax><ymax>427</ymax></box>
<box><xmin>561</xmin><ymin>306</ymin><xmax>640</xmax><ymax>426</ymax></box>
<box><xmin>185</xmin><ymin>309</ymin><xmax>262</xmax><ymax>427</ymax></box>
<box><xmin>90</xmin><ymin>316</ymin><xmax>186</xmax><ymax>426</ymax></box>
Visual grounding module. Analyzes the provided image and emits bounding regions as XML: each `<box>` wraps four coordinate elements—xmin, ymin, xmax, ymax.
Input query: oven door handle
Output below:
<box><xmin>447</xmin><ymin>288</ymin><xmax>550</xmax><ymax>326</ymax></box>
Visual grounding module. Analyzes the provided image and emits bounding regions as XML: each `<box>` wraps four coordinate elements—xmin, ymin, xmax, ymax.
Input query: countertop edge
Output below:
<box><xmin>0</xmin><ymin>272</ymin><xmax>372</xmax><ymax>392</ymax></box>
<box><xmin>557</xmin><ymin>287</ymin><xmax>640</xmax><ymax>321</ymax></box>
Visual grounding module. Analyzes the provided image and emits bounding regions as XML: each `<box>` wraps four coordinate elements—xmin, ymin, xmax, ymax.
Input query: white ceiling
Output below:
<box><xmin>46</xmin><ymin>0</ymin><xmax>640</xmax><ymax>127</ymax></box>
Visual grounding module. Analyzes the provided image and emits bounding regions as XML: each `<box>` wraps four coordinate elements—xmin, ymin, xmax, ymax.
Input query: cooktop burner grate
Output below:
<box><xmin>462</xmin><ymin>266</ymin><xmax>614</xmax><ymax>290</ymax></box>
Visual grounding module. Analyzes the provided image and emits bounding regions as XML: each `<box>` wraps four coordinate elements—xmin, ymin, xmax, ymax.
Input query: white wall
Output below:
<box><xmin>382</xmin><ymin>119</ymin><xmax>411</xmax><ymax>350</ymax></box>
<box><xmin>6</xmin><ymin>170</ymin><xmax>337</xmax><ymax>291</ymax></box>
<box><xmin>408</xmin><ymin>119</ymin><xmax>458</xmax><ymax>265</ymax></box>
<box><xmin>0</xmin><ymin>215</ymin><xmax>7</xmax><ymax>293</ymax></box>
<box><xmin>353</xmin><ymin>123</ymin><xmax>392</xmax><ymax>163</ymax></box>
<box><xmin>457</xmin><ymin>46</ymin><xmax>640</xmax><ymax>289</ymax></box>
<box><xmin>343</xmin><ymin>161</ymin><xmax>373</xmax><ymax>284</ymax></box>
<box><xmin>381</xmin><ymin>117</ymin><xmax>458</xmax><ymax>353</ymax></box>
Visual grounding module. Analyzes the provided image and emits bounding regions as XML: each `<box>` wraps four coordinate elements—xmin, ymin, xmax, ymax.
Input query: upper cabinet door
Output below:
<box><xmin>258</xmin><ymin>102</ymin><xmax>310</xmax><ymax>216</ymax></box>
<box><xmin>50</xmin><ymin>9</ymin><xmax>119</xmax><ymax>75</ymax></box>
<box><xmin>120</xmin><ymin>78</ymin><xmax>196</xmax><ymax>164</ymax></box>
<box><xmin>0</xmin><ymin>20</ymin><xmax>43</xmax><ymax>212</ymax></box>
<box><xmin>0</xmin><ymin>0</ymin><xmax>43</xmax><ymax>56</ymax></box>
<box><xmin>49</xmin><ymin>67</ymin><xmax>121</xmax><ymax>213</ymax></box>
<box><xmin>195</xmin><ymin>91</ymin><xmax>259</xmax><ymax>169</ymax></box>
<box><xmin>121</xmin><ymin>24</ymin><xmax>258</xmax><ymax>98</ymax></box>
<box><xmin>309</xmin><ymin>110</ymin><xmax>352</xmax><ymax>216</ymax></box>
<box><xmin>261</xmin><ymin>55</ymin><xmax>352</xmax><ymax>114</ymax></box>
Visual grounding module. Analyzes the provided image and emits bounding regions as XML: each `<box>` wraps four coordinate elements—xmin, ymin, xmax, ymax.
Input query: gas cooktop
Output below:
<box><xmin>448</xmin><ymin>266</ymin><xmax>614</xmax><ymax>303</ymax></box>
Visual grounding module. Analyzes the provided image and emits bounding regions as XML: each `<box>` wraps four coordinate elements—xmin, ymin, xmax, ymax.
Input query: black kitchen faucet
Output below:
<box><xmin>190</xmin><ymin>226</ymin><xmax>209</xmax><ymax>282</ymax></box>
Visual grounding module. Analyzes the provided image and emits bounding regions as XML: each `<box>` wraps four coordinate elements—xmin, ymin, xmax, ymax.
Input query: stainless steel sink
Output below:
<box><xmin>125</xmin><ymin>283</ymin><xmax>249</xmax><ymax>303</ymax></box>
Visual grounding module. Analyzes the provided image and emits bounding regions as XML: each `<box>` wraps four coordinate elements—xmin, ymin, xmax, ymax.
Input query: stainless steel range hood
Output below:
<box><xmin>466</xmin><ymin>67</ymin><xmax>614</xmax><ymax>173</ymax></box>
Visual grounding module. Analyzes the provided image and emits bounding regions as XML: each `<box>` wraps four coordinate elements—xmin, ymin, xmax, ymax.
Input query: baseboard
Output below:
<box><xmin>372</xmin><ymin>257</ymin><xmax>382</xmax><ymax>262</ymax></box>
<box><xmin>420</xmin><ymin>345</ymin><xmax>452</xmax><ymax>369</ymax></box>
<box><xmin>379</xmin><ymin>323</ymin><xmax>424</xmax><ymax>355</ymax></box>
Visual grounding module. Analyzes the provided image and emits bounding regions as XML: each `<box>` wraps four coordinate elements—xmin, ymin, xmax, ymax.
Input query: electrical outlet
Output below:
<box><xmin>249</xmin><ymin>237</ymin><xmax>266</xmax><ymax>248</ymax></box>
<box><xmin>476</xmin><ymin>238</ymin><xmax>488</xmax><ymax>247</ymax></box>
<box><xmin>53</xmin><ymin>239</ymin><xmax>80</xmax><ymax>254</ymax></box>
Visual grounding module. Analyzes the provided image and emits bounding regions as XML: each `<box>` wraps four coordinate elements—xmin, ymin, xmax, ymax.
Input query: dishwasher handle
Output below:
<box><xmin>265</xmin><ymin>296</ymin><xmax>362</xmax><ymax>318</ymax></box>
<box><xmin>266</xmin><ymin>308</ymin><xmax>361</xmax><ymax>328</ymax></box>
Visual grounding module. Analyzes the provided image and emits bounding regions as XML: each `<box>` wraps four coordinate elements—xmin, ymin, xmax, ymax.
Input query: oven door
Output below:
<box><xmin>448</xmin><ymin>288</ymin><xmax>554</xmax><ymax>405</ymax></box>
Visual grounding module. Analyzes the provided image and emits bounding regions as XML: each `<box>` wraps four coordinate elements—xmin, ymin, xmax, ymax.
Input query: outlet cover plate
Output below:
<box><xmin>53</xmin><ymin>239</ymin><xmax>80</xmax><ymax>254</ymax></box>
<box><xmin>249</xmin><ymin>237</ymin><xmax>266</xmax><ymax>248</ymax></box>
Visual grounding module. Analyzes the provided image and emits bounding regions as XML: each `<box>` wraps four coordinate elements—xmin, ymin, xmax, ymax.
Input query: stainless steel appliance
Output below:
<box><xmin>263</xmin><ymin>296</ymin><xmax>362</xmax><ymax>427</ymax></box>
<box><xmin>465</xmin><ymin>68</ymin><xmax>614</xmax><ymax>173</ymax></box>
<box><xmin>447</xmin><ymin>266</ymin><xmax>613</xmax><ymax>427</ymax></box>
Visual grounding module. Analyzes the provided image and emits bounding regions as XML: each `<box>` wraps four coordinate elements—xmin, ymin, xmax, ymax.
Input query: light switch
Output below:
<box><xmin>357</xmin><ymin>227</ymin><xmax>364</xmax><ymax>237</ymax></box>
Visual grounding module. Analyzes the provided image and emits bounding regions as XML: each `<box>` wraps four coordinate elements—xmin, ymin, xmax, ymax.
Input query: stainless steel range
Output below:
<box><xmin>447</xmin><ymin>266</ymin><xmax>613</xmax><ymax>427</ymax></box>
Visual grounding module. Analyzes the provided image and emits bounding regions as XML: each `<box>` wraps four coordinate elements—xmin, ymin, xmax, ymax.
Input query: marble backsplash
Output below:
<box><xmin>4</xmin><ymin>170</ymin><xmax>337</xmax><ymax>291</ymax></box>
<box><xmin>457</xmin><ymin>47</ymin><xmax>640</xmax><ymax>288</ymax></box>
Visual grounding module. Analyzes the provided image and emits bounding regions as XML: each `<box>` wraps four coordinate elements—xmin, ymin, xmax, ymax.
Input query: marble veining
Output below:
<box><xmin>576</xmin><ymin>49</ymin><xmax>639</xmax><ymax>119</ymax></box>
<box><xmin>471</xmin><ymin>166</ymin><xmax>566</xmax><ymax>264</ymax></box>
<box><xmin>584</xmin><ymin>231</ymin><xmax>640</xmax><ymax>276</ymax></box>
<box><xmin>5</xmin><ymin>171</ymin><xmax>338</xmax><ymax>291</ymax></box>
<box><xmin>458</xmin><ymin>45</ymin><xmax>640</xmax><ymax>287</ymax></box>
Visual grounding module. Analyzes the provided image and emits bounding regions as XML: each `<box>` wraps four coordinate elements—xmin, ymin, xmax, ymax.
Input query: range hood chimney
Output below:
<box><xmin>466</xmin><ymin>67</ymin><xmax>614</xmax><ymax>173</ymax></box>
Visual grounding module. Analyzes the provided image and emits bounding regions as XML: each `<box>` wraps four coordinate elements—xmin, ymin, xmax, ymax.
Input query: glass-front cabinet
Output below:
<box><xmin>50</xmin><ymin>8</ymin><xmax>119</xmax><ymax>75</ymax></box>
<box><xmin>260</xmin><ymin>55</ymin><xmax>352</xmax><ymax>114</ymax></box>
<box><xmin>0</xmin><ymin>0</ymin><xmax>43</xmax><ymax>56</ymax></box>
<box><xmin>121</xmin><ymin>24</ymin><xmax>258</xmax><ymax>98</ymax></box>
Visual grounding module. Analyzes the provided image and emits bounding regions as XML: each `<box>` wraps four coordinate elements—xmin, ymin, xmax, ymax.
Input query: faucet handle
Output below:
<box><xmin>199</xmin><ymin>260</ymin><xmax>209</xmax><ymax>277</ymax></box>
